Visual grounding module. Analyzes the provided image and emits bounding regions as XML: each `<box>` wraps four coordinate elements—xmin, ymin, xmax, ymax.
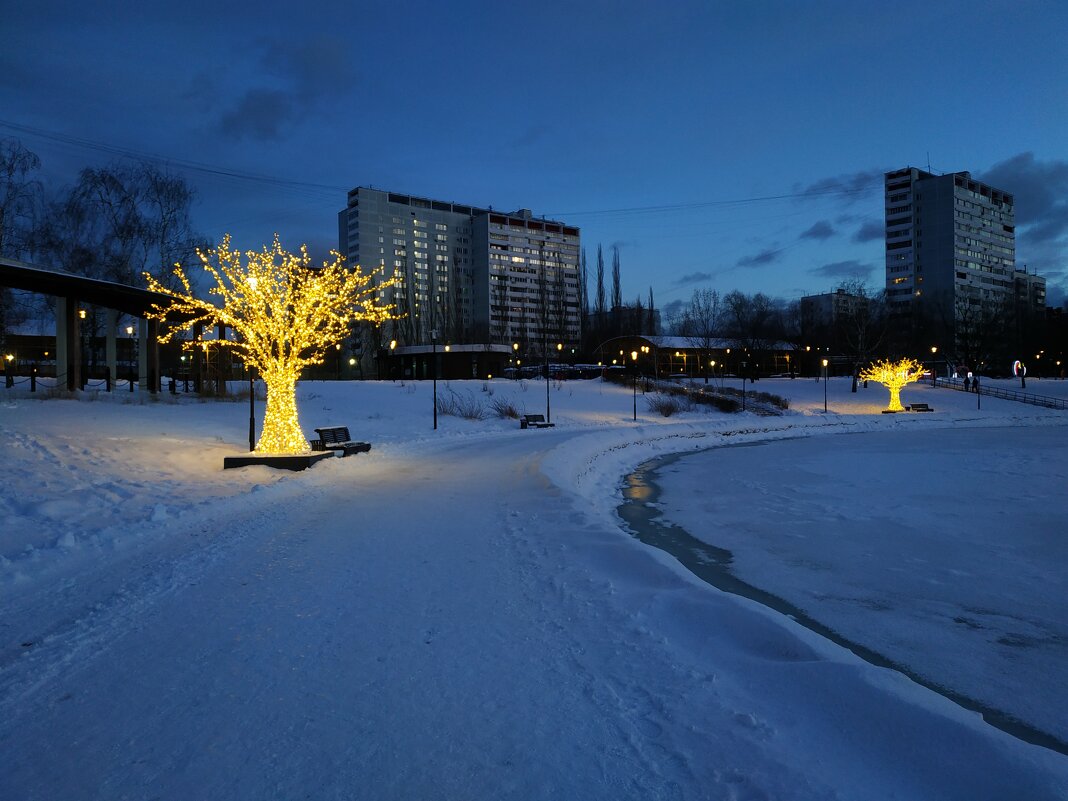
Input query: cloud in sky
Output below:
<box><xmin>800</xmin><ymin>220</ymin><xmax>835</xmax><ymax>240</ymax></box>
<box><xmin>809</xmin><ymin>260</ymin><xmax>875</xmax><ymax>281</ymax></box>
<box><xmin>675</xmin><ymin>271</ymin><xmax>715</xmax><ymax>285</ymax></box>
<box><xmin>853</xmin><ymin>220</ymin><xmax>884</xmax><ymax>243</ymax></box>
<box><xmin>798</xmin><ymin>169</ymin><xmax>886</xmax><ymax>202</ymax></box>
<box><xmin>737</xmin><ymin>248</ymin><xmax>781</xmax><ymax>268</ymax></box>
<box><xmin>1044</xmin><ymin>272</ymin><xmax>1067</xmax><ymax>308</ymax></box>
<box><xmin>216</xmin><ymin>35</ymin><xmax>356</xmax><ymax>141</ymax></box>
<box><xmin>219</xmin><ymin>89</ymin><xmax>298</xmax><ymax>140</ymax></box>
<box><xmin>661</xmin><ymin>298</ymin><xmax>685</xmax><ymax>322</ymax></box>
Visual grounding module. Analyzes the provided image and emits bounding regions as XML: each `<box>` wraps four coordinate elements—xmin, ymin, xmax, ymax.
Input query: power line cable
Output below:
<box><xmin>2</xmin><ymin>118</ymin><xmax>885</xmax><ymax>221</ymax></box>
<box><xmin>0</xmin><ymin>118</ymin><xmax>347</xmax><ymax>197</ymax></box>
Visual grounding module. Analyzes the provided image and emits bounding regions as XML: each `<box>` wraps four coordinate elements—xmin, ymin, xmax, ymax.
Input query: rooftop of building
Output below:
<box><xmin>345</xmin><ymin>186</ymin><xmax>577</xmax><ymax>233</ymax></box>
<box><xmin>885</xmin><ymin>167</ymin><xmax>1012</xmax><ymax>205</ymax></box>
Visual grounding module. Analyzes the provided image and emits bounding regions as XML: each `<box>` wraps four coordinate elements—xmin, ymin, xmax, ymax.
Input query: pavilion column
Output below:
<box><xmin>56</xmin><ymin>296</ymin><xmax>80</xmax><ymax>391</ymax></box>
<box><xmin>192</xmin><ymin>322</ymin><xmax>203</xmax><ymax>393</ymax></box>
<box><xmin>147</xmin><ymin>319</ymin><xmax>160</xmax><ymax>393</ymax></box>
<box><xmin>216</xmin><ymin>323</ymin><xmax>227</xmax><ymax>394</ymax></box>
<box><xmin>105</xmin><ymin>309</ymin><xmax>118</xmax><ymax>389</ymax></box>
<box><xmin>138</xmin><ymin>317</ymin><xmax>153</xmax><ymax>391</ymax></box>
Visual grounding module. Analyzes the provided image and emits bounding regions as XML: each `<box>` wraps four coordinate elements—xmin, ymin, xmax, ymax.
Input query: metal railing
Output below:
<box><xmin>933</xmin><ymin>377</ymin><xmax>1068</xmax><ymax>410</ymax></box>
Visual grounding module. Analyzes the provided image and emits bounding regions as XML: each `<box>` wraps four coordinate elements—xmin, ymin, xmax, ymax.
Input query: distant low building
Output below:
<box><xmin>800</xmin><ymin>288</ymin><xmax>869</xmax><ymax>331</ymax></box>
<box><xmin>595</xmin><ymin>335</ymin><xmax>795</xmax><ymax>378</ymax></box>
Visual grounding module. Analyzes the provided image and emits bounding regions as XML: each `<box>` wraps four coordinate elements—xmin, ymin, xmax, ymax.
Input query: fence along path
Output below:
<box><xmin>933</xmin><ymin>377</ymin><xmax>1068</xmax><ymax>410</ymax></box>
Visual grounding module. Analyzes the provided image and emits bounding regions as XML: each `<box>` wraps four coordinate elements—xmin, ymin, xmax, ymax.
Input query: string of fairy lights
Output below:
<box><xmin>859</xmin><ymin>358</ymin><xmax>925</xmax><ymax>412</ymax></box>
<box><xmin>144</xmin><ymin>235</ymin><xmax>396</xmax><ymax>453</ymax></box>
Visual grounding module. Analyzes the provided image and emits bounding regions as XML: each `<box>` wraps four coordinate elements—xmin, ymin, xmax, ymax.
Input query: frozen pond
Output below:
<box><xmin>638</xmin><ymin>425</ymin><xmax>1068</xmax><ymax>749</ymax></box>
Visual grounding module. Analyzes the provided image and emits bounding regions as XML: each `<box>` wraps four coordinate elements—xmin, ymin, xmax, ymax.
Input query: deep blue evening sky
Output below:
<box><xmin>3</xmin><ymin>0</ymin><xmax>1067</xmax><ymax>316</ymax></box>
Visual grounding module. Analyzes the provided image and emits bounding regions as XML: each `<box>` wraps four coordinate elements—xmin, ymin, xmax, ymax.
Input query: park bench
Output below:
<box><xmin>311</xmin><ymin>426</ymin><xmax>371</xmax><ymax>456</ymax></box>
<box><xmin>519</xmin><ymin>414</ymin><xmax>555</xmax><ymax>429</ymax></box>
<box><xmin>906</xmin><ymin>402</ymin><xmax>934</xmax><ymax>412</ymax></box>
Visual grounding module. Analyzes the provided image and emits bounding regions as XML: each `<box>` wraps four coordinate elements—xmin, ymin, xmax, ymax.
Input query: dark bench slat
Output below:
<box><xmin>313</xmin><ymin>426</ymin><xmax>371</xmax><ymax>456</ymax></box>
<box><xmin>520</xmin><ymin>414</ymin><xmax>555</xmax><ymax>429</ymax></box>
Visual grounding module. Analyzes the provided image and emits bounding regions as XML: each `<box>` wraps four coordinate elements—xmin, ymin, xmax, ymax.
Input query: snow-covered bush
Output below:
<box><xmin>488</xmin><ymin>396</ymin><xmax>520</xmax><ymax>419</ymax></box>
<box><xmin>437</xmin><ymin>389</ymin><xmax>485</xmax><ymax>420</ymax></box>
<box><xmin>647</xmin><ymin>393</ymin><xmax>685</xmax><ymax>417</ymax></box>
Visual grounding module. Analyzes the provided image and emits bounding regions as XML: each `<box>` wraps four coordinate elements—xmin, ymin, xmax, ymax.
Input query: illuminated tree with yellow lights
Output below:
<box><xmin>859</xmin><ymin>357</ymin><xmax>925</xmax><ymax>412</ymax></box>
<box><xmin>145</xmin><ymin>235</ymin><xmax>395</xmax><ymax>453</ymax></box>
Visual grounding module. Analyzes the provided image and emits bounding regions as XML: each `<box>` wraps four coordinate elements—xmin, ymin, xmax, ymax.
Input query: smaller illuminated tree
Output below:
<box><xmin>859</xmin><ymin>357</ymin><xmax>924</xmax><ymax>412</ymax></box>
<box><xmin>145</xmin><ymin>234</ymin><xmax>395</xmax><ymax>453</ymax></box>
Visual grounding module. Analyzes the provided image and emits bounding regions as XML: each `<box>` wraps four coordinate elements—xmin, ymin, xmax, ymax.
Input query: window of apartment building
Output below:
<box><xmin>435</xmin><ymin>223</ymin><xmax>447</xmax><ymax>231</ymax></box>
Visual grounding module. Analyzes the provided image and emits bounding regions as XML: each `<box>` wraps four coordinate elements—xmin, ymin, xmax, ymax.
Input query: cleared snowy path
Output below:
<box><xmin>3</xmin><ymin>429</ymin><xmax>1068</xmax><ymax>800</ymax></box>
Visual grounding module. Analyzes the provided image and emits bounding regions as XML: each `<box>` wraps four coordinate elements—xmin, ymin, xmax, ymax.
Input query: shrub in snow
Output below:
<box><xmin>647</xmin><ymin>393</ymin><xmax>684</xmax><ymax>417</ymax></box>
<box><xmin>488</xmin><ymin>396</ymin><xmax>521</xmax><ymax>419</ymax></box>
<box><xmin>437</xmin><ymin>389</ymin><xmax>485</xmax><ymax>420</ymax></box>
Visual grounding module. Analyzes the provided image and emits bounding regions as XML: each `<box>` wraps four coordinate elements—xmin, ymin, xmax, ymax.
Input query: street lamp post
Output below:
<box><xmin>432</xmin><ymin>329</ymin><xmax>439</xmax><ymax>431</ymax></box>
<box><xmin>125</xmin><ymin>325</ymin><xmax>136</xmax><ymax>392</ymax></box>
<box><xmin>822</xmin><ymin>358</ymin><xmax>829</xmax><ymax>412</ymax></box>
<box><xmin>544</xmin><ymin>343</ymin><xmax>550</xmax><ymax>423</ymax></box>
<box><xmin>631</xmin><ymin>350</ymin><xmax>639</xmax><ymax>420</ymax></box>
<box><xmin>740</xmin><ymin>361</ymin><xmax>747</xmax><ymax>412</ymax></box>
<box><xmin>248</xmin><ymin>364</ymin><xmax>255</xmax><ymax>452</ymax></box>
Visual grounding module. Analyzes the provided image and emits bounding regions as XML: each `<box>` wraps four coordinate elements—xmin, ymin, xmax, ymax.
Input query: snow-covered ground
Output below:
<box><xmin>2</xmin><ymin>374</ymin><xmax>1067</xmax><ymax>799</ymax></box>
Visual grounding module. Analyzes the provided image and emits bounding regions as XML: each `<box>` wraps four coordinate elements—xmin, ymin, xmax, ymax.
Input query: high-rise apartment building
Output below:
<box><xmin>338</xmin><ymin>187</ymin><xmax>581</xmax><ymax>352</ymax></box>
<box><xmin>883</xmin><ymin>167</ymin><xmax>1044</xmax><ymax>337</ymax></box>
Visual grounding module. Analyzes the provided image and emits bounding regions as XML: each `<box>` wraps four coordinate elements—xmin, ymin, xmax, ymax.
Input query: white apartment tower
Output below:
<box><xmin>884</xmin><ymin>167</ymin><xmax>1041</xmax><ymax>328</ymax></box>
<box><xmin>338</xmin><ymin>187</ymin><xmax>581</xmax><ymax>352</ymax></box>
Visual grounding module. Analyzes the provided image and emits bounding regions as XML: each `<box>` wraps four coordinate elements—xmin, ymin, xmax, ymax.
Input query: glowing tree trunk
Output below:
<box><xmin>886</xmin><ymin>384</ymin><xmax>905</xmax><ymax>412</ymax></box>
<box><xmin>145</xmin><ymin>235</ymin><xmax>396</xmax><ymax>453</ymax></box>
<box><xmin>258</xmin><ymin>370</ymin><xmax>306</xmax><ymax>453</ymax></box>
<box><xmin>859</xmin><ymin>358</ymin><xmax>924</xmax><ymax>412</ymax></box>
